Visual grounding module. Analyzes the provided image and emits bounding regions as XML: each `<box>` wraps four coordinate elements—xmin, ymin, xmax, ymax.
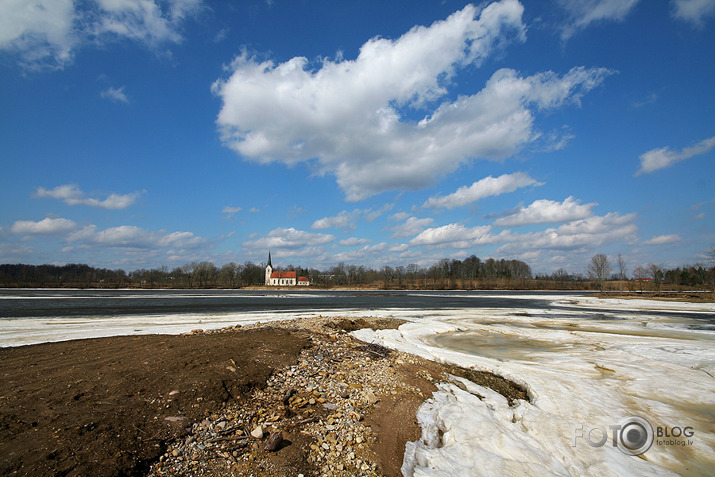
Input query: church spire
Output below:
<box><xmin>267</xmin><ymin>251</ymin><xmax>272</xmax><ymax>267</ymax></box>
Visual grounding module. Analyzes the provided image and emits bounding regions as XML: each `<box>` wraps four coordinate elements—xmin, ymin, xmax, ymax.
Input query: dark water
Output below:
<box><xmin>0</xmin><ymin>289</ymin><xmax>575</xmax><ymax>318</ymax></box>
<box><xmin>1</xmin><ymin>289</ymin><xmax>712</xmax><ymax>323</ymax></box>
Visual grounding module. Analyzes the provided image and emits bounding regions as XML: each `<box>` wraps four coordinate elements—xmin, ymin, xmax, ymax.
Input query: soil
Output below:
<box><xmin>0</xmin><ymin>318</ymin><xmax>530</xmax><ymax>476</ymax></box>
<box><xmin>595</xmin><ymin>292</ymin><xmax>715</xmax><ymax>303</ymax></box>
<box><xmin>0</xmin><ymin>329</ymin><xmax>309</xmax><ymax>476</ymax></box>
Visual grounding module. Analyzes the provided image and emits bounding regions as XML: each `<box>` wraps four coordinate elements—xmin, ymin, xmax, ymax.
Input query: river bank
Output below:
<box><xmin>0</xmin><ymin>315</ymin><xmax>526</xmax><ymax>476</ymax></box>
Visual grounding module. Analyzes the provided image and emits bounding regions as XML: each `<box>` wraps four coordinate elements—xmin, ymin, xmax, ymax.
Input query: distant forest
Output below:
<box><xmin>1</xmin><ymin>255</ymin><xmax>713</xmax><ymax>291</ymax></box>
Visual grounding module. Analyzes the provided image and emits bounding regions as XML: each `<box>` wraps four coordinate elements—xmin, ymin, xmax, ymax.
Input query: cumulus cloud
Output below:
<box><xmin>499</xmin><ymin>212</ymin><xmax>638</xmax><ymax>253</ymax></box>
<box><xmin>409</xmin><ymin>223</ymin><xmax>508</xmax><ymax>249</ymax></box>
<box><xmin>100</xmin><ymin>86</ymin><xmax>129</xmax><ymax>103</ymax></box>
<box><xmin>11</xmin><ymin>217</ymin><xmax>78</xmax><ymax>235</ymax></box>
<box><xmin>636</xmin><ymin>135</ymin><xmax>715</xmax><ymax>175</ymax></box>
<box><xmin>312</xmin><ymin>211</ymin><xmax>361</xmax><ymax>231</ymax></box>
<box><xmin>423</xmin><ymin>172</ymin><xmax>542</xmax><ymax>209</ymax></box>
<box><xmin>242</xmin><ymin>227</ymin><xmax>335</xmax><ymax>257</ymax></box>
<box><xmin>0</xmin><ymin>0</ymin><xmax>202</xmax><ymax>68</ymax></box>
<box><xmin>35</xmin><ymin>184</ymin><xmax>141</xmax><ymax>209</ymax></box>
<box><xmin>494</xmin><ymin>196</ymin><xmax>596</xmax><ymax>226</ymax></box>
<box><xmin>671</xmin><ymin>0</ymin><xmax>715</xmax><ymax>25</ymax></box>
<box><xmin>213</xmin><ymin>1</ymin><xmax>611</xmax><ymax>201</ymax></box>
<box><xmin>332</xmin><ymin>242</ymin><xmax>391</xmax><ymax>264</ymax></box>
<box><xmin>339</xmin><ymin>237</ymin><xmax>371</xmax><ymax>246</ymax></box>
<box><xmin>388</xmin><ymin>216</ymin><xmax>435</xmax><ymax>239</ymax></box>
<box><xmin>643</xmin><ymin>234</ymin><xmax>681</xmax><ymax>245</ymax></box>
<box><xmin>312</xmin><ymin>206</ymin><xmax>392</xmax><ymax>231</ymax></box>
<box><xmin>67</xmin><ymin>224</ymin><xmax>205</xmax><ymax>249</ymax></box>
<box><xmin>558</xmin><ymin>0</ymin><xmax>640</xmax><ymax>40</ymax></box>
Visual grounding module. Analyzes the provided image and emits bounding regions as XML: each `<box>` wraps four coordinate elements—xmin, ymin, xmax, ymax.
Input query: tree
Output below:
<box><xmin>587</xmin><ymin>253</ymin><xmax>612</xmax><ymax>291</ymax></box>
<box><xmin>633</xmin><ymin>265</ymin><xmax>649</xmax><ymax>292</ymax></box>
<box><xmin>617</xmin><ymin>253</ymin><xmax>628</xmax><ymax>291</ymax></box>
<box><xmin>648</xmin><ymin>264</ymin><xmax>664</xmax><ymax>293</ymax></box>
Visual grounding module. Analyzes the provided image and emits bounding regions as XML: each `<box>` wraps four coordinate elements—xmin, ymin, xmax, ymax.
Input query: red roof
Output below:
<box><xmin>271</xmin><ymin>271</ymin><xmax>296</xmax><ymax>279</ymax></box>
<box><xmin>298</xmin><ymin>276</ymin><xmax>309</xmax><ymax>282</ymax></box>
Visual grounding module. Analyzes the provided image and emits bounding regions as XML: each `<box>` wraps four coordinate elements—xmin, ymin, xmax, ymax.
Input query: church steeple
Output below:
<box><xmin>265</xmin><ymin>251</ymin><xmax>273</xmax><ymax>286</ymax></box>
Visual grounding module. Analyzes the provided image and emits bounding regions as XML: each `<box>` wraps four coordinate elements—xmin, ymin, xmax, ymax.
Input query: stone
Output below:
<box><xmin>251</xmin><ymin>425</ymin><xmax>263</xmax><ymax>439</ymax></box>
<box><xmin>264</xmin><ymin>431</ymin><xmax>283</xmax><ymax>452</ymax></box>
<box><xmin>364</xmin><ymin>390</ymin><xmax>379</xmax><ymax>405</ymax></box>
<box><xmin>282</xmin><ymin>388</ymin><xmax>296</xmax><ymax>405</ymax></box>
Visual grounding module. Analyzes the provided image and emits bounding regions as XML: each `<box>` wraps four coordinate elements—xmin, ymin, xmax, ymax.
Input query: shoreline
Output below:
<box><xmin>0</xmin><ymin>315</ymin><xmax>526</xmax><ymax>477</ymax></box>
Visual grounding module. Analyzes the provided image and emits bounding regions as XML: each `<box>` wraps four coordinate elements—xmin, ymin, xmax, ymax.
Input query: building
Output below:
<box><xmin>265</xmin><ymin>252</ymin><xmax>310</xmax><ymax>286</ymax></box>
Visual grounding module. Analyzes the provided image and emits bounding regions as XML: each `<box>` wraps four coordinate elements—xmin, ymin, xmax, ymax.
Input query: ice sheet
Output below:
<box><xmin>352</xmin><ymin>296</ymin><xmax>715</xmax><ymax>476</ymax></box>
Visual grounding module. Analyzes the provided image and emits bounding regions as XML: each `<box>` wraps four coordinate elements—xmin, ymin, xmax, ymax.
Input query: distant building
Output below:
<box><xmin>265</xmin><ymin>252</ymin><xmax>310</xmax><ymax>286</ymax></box>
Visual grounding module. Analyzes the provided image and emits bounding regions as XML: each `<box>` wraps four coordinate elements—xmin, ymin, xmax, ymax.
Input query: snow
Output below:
<box><xmin>353</xmin><ymin>295</ymin><xmax>715</xmax><ymax>476</ymax></box>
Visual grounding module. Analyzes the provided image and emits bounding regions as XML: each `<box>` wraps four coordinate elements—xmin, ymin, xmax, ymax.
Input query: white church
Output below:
<box><xmin>265</xmin><ymin>252</ymin><xmax>310</xmax><ymax>286</ymax></box>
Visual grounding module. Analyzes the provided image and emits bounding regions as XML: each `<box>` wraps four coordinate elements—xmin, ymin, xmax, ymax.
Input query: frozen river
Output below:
<box><xmin>1</xmin><ymin>289</ymin><xmax>714</xmax><ymax>475</ymax></box>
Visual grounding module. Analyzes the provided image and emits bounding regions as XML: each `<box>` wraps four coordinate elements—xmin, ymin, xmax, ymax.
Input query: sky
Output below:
<box><xmin>1</xmin><ymin>0</ymin><xmax>714</xmax><ymax>275</ymax></box>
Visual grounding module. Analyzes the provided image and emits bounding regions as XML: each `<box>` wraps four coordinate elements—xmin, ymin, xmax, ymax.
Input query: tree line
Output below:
<box><xmin>1</xmin><ymin>251</ymin><xmax>713</xmax><ymax>291</ymax></box>
<box><xmin>0</xmin><ymin>255</ymin><xmax>532</xmax><ymax>289</ymax></box>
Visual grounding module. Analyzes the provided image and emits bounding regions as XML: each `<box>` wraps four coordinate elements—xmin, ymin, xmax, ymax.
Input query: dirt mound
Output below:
<box><xmin>0</xmin><ymin>329</ymin><xmax>308</xmax><ymax>476</ymax></box>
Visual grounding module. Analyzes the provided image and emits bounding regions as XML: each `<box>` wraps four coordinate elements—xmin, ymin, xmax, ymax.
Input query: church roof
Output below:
<box><xmin>270</xmin><ymin>271</ymin><xmax>296</xmax><ymax>279</ymax></box>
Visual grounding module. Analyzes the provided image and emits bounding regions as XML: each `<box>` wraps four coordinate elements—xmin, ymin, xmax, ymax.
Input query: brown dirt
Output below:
<box><xmin>0</xmin><ymin>328</ymin><xmax>309</xmax><ymax>476</ymax></box>
<box><xmin>0</xmin><ymin>318</ymin><xmax>531</xmax><ymax>477</ymax></box>
<box><xmin>595</xmin><ymin>292</ymin><xmax>715</xmax><ymax>303</ymax></box>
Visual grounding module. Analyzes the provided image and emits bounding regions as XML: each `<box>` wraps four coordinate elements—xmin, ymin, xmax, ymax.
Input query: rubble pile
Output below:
<box><xmin>148</xmin><ymin>316</ymin><xmax>436</xmax><ymax>477</ymax></box>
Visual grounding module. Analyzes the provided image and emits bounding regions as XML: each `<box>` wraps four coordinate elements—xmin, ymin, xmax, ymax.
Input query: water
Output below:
<box><xmin>0</xmin><ymin>289</ymin><xmax>560</xmax><ymax>318</ymax></box>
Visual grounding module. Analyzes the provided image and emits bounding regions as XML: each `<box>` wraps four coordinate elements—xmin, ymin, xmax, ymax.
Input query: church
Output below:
<box><xmin>265</xmin><ymin>252</ymin><xmax>310</xmax><ymax>286</ymax></box>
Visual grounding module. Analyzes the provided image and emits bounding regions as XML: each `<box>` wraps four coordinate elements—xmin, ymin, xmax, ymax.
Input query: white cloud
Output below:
<box><xmin>222</xmin><ymin>206</ymin><xmax>242</xmax><ymax>218</ymax></box>
<box><xmin>339</xmin><ymin>237</ymin><xmax>371</xmax><ymax>246</ymax></box>
<box><xmin>423</xmin><ymin>172</ymin><xmax>542</xmax><ymax>209</ymax></box>
<box><xmin>499</xmin><ymin>212</ymin><xmax>638</xmax><ymax>253</ymax></box>
<box><xmin>409</xmin><ymin>223</ymin><xmax>507</xmax><ymax>249</ymax></box>
<box><xmin>558</xmin><ymin>0</ymin><xmax>640</xmax><ymax>40</ymax></box>
<box><xmin>0</xmin><ymin>0</ymin><xmax>76</xmax><ymax>67</ymax></box>
<box><xmin>35</xmin><ymin>184</ymin><xmax>141</xmax><ymax>209</ymax></box>
<box><xmin>389</xmin><ymin>216</ymin><xmax>435</xmax><ymax>239</ymax></box>
<box><xmin>643</xmin><ymin>234</ymin><xmax>681</xmax><ymax>245</ymax></box>
<box><xmin>213</xmin><ymin>2</ymin><xmax>610</xmax><ymax>201</ymax></box>
<box><xmin>636</xmin><ymin>135</ymin><xmax>715</xmax><ymax>175</ymax></box>
<box><xmin>101</xmin><ymin>86</ymin><xmax>129</xmax><ymax>103</ymax></box>
<box><xmin>671</xmin><ymin>0</ymin><xmax>715</xmax><ymax>26</ymax></box>
<box><xmin>494</xmin><ymin>196</ymin><xmax>596</xmax><ymax>226</ymax></box>
<box><xmin>332</xmin><ymin>242</ymin><xmax>391</xmax><ymax>264</ymax></box>
<box><xmin>312</xmin><ymin>206</ymin><xmax>392</xmax><ymax>230</ymax></box>
<box><xmin>67</xmin><ymin>224</ymin><xmax>206</xmax><ymax>249</ymax></box>
<box><xmin>0</xmin><ymin>0</ymin><xmax>202</xmax><ymax>68</ymax></box>
<box><xmin>11</xmin><ymin>217</ymin><xmax>78</xmax><ymax>235</ymax></box>
<box><xmin>242</xmin><ymin>227</ymin><xmax>335</xmax><ymax>257</ymax></box>
<box><xmin>312</xmin><ymin>211</ymin><xmax>360</xmax><ymax>231</ymax></box>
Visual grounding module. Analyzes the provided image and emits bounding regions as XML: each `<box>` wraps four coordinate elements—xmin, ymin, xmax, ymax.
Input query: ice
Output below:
<box><xmin>354</xmin><ymin>295</ymin><xmax>715</xmax><ymax>476</ymax></box>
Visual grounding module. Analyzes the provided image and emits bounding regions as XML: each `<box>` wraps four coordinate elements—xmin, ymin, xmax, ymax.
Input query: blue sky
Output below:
<box><xmin>1</xmin><ymin>0</ymin><xmax>714</xmax><ymax>275</ymax></box>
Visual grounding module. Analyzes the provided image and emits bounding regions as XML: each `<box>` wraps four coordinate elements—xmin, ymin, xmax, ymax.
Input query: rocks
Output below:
<box><xmin>149</xmin><ymin>315</ymin><xmax>426</xmax><ymax>477</ymax></box>
<box><xmin>263</xmin><ymin>431</ymin><xmax>283</xmax><ymax>452</ymax></box>
<box><xmin>250</xmin><ymin>425</ymin><xmax>263</xmax><ymax>439</ymax></box>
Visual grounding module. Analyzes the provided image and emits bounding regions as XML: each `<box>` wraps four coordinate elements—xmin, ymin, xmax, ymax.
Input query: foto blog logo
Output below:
<box><xmin>572</xmin><ymin>416</ymin><xmax>654</xmax><ymax>456</ymax></box>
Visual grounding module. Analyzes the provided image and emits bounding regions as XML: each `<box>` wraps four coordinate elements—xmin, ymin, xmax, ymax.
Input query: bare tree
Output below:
<box><xmin>587</xmin><ymin>253</ymin><xmax>612</xmax><ymax>291</ymax></box>
<box><xmin>648</xmin><ymin>264</ymin><xmax>664</xmax><ymax>293</ymax></box>
<box><xmin>632</xmin><ymin>265</ymin><xmax>648</xmax><ymax>292</ymax></box>
<box><xmin>617</xmin><ymin>253</ymin><xmax>627</xmax><ymax>291</ymax></box>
